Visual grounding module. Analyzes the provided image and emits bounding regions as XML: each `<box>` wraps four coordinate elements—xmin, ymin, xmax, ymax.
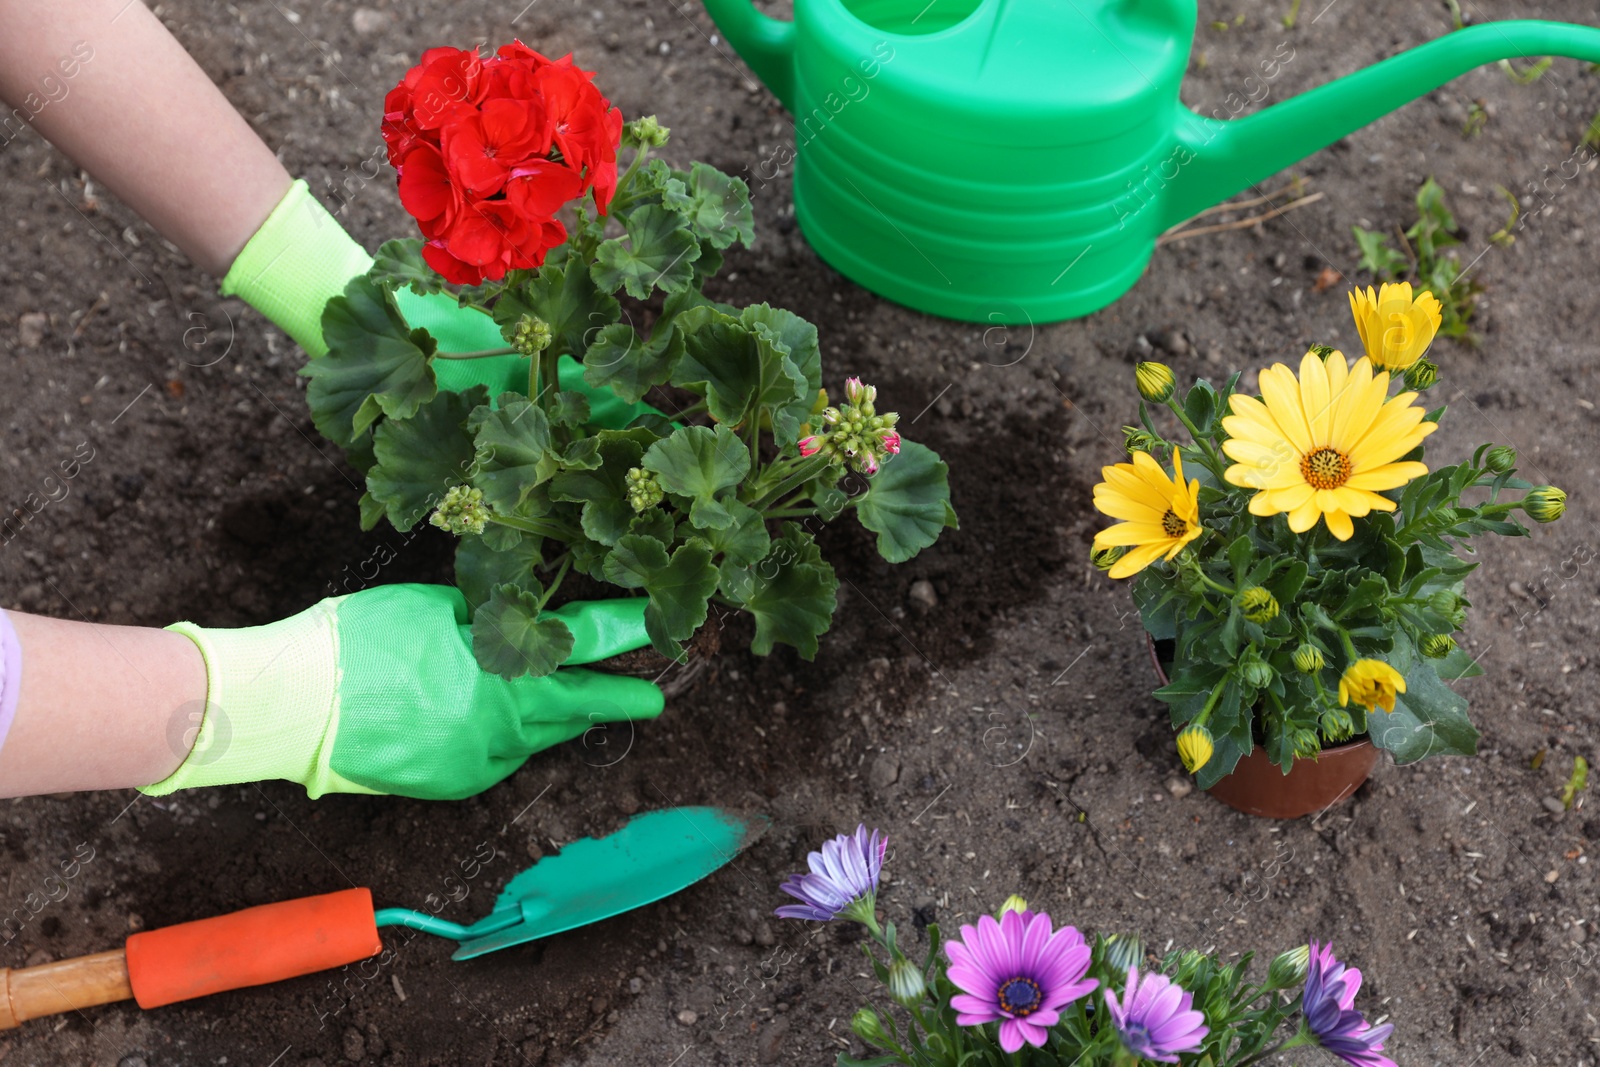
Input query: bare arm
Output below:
<box><xmin>0</xmin><ymin>611</ymin><xmax>206</xmax><ymax>796</ymax></box>
<box><xmin>0</xmin><ymin>0</ymin><xmax>292</xmax><ymax>275</ymax></box>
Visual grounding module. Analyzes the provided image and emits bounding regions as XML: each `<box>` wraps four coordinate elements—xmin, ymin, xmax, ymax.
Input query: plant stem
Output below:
<box><xmin>751</xmin><ymin>455</ymin><xmax>835</xmax><ymax>511</ymax></box>
<box><xmin>536</xmin><ymin>557</ymin><xmax>572</xmax><ymax>611</ymax></box>
<box><xmin>1196</xmin><ymin>569</ymin><xmax>1236</xmax><ymax>597</ymax></box>
<box><xmin>1164</xmin><ymin>397</ymin><xmax>1227</xmax><ymax>476</ymax></box>
<box><xmin>764</xmin><ymin>508</ymin><xmax>819</xmax><ymax>520</ymax></box>
<box><xmin>434</xmin><ymin>346</ymin><xmax>518</xmax><ymax>360</ymax></box>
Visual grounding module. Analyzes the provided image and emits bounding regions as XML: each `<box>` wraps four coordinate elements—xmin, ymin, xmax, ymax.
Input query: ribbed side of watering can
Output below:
<box><xmin>711</xmin><ymin>0</ymin><xmax>1200</xmax><ymax>324</ymax></box>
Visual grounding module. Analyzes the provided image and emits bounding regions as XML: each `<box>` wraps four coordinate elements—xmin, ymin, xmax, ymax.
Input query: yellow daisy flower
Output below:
<box><xmin>1338</xmin><ymin>658</ymin><xmax>1406</xmax><ymax>714</ymax></box>
<box><xmin>1091</xmin><ymin>449</ymin><xmax>1202</xmax><ymax>579</ymax></box>
<box><xmin>1220</xmin><ymin>349</ymin><xmax>1435</xmax><ymax>541</ymax></box>
<box><xmin>1348</xmin><ymin>282</ymin><xmax>1442</xmax><ymax>372</ymax></box>
<box><xmin>1176</xmin><ymin>723</ymin><xmax>1214</xmax><ymax>773</ymax></box>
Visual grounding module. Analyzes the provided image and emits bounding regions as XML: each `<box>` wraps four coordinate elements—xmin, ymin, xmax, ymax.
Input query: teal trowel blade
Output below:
<box><xmin>451</xmin><ymin>806</ymin><xmax>767</xmax><ymax>961</ymax></box>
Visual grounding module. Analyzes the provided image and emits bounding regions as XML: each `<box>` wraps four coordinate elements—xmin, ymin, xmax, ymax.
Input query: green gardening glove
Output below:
<box><xmin>140</xmin><ymin>585</ymin><xmax>663</xmax><ymax>801</ymax></box>
<box><xmin>220</xmin><ymin>179</ymin><xmax>650</xmax><ymax>427</ymax></box>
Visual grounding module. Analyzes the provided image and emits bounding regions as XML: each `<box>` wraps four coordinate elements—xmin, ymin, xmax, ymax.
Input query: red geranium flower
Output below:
<box><xmin>385</xmin><ymin>40</ymin><xmax>622</xmax><ymax>285</ymax></box>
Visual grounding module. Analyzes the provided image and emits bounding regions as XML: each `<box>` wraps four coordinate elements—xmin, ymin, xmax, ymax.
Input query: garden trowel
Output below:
<box><xmin>0</xmin><ymin>806</ymin><xmax>765</xmax><ymax>1029</ymax></box>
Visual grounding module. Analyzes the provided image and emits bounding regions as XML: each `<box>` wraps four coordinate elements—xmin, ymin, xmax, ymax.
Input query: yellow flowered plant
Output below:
<box><xmin>1094</xmin><ymin>293</ymin><xmax>1564</xmax><ymax>786</ymax></box>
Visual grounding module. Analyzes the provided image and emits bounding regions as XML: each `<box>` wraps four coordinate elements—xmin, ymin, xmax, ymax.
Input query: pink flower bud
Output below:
<box><xmin>880</xmin><ymin>431</ymin><xmax>902</xmax><ymax>455</ymax></box>
<box><xmin>798</xmin><ymin>435</ymin><xmax>822</xmax><ymax>457</ymax></box>
<box><xmin>860</xmin><ymin>453</ymin><xmax>880</xmax><ymax>475</ymax></box>
<box><xmin>844</xmin><ymin>377</ymin><xmax>866</xmax><ymax>405</ymax></box>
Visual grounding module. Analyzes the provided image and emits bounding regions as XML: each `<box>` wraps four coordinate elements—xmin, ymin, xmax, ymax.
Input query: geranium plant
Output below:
<box><xmin>302</xmin><ymin>43</ymin><xmax>957</xmax><ymax>677</ymax></box>
<box><xmin>777</xmin><ymin>826</ymin><xmax>1397</xmax><ymax>1066</ymax></box>
<box><xmin>1092</xmin><ymin>282</ymin><xmax>1566</xmax><ymax>786</ymax></box>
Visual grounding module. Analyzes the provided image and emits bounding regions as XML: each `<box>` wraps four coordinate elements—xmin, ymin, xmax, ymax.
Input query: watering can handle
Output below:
<box><xmin>699</xmin><ymin>0</ymin><xmax>796</xmax><ymax>109</ymax></box>
<box><xmin>0</xmin><ymin>888</ymin><xmax>383</xmax><ymax>1028</ymax></box>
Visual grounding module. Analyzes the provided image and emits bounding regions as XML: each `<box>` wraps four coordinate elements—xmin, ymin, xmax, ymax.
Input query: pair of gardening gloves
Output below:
<box><xmin>140</xmin><ymin>181</ymin><xmax>664</xmax><ymax>802</ymax></box>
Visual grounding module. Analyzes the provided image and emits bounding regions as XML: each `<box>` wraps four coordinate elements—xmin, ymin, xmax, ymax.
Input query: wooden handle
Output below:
<box><xmin>0</xmin><ymin>949</ymin><xmax>134</xmax><ymax>1029</ymax></box>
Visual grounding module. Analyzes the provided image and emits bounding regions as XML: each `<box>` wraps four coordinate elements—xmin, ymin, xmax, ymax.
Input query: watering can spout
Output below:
<box><xmin>699</xmin><ymin>0</ymin><xmax>796</xmax><ymax>109</ymax></box>
<box><xmin>1163</xmin><ymin>20</ymin><xmax>1600</xmax><ymax>230</ymax></box>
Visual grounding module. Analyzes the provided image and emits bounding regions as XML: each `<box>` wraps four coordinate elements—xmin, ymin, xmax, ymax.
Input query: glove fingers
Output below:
<box><xmin>544</xmin><ymin>598</ymin><xmax>652</xmax><ymax>664</ymax></box>
<box><xmin>515</xmin><ymin>667</ymin><xmax>665</xmax><ymax>726</ymax></box>
<box><xmin>394</xmin><ymin>288</ymin><xmax>506</xmax><ymax>351</ymax></box>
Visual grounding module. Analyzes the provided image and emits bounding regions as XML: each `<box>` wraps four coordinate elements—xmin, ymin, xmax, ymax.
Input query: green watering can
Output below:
<box><xmin>701</xmin><ymin>0</ymin><xmax>1600</xmax><ymax>323</ymax></box>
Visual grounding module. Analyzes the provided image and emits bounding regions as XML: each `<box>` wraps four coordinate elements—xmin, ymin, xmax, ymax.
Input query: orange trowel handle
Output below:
<box><xmin>0</xmin><ymin>888</ymin><xmax>381</xmax><ymax>1028</ymax></box>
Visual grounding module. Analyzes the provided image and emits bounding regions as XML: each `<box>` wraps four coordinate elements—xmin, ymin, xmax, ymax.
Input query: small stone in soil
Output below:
<box><xmin>678</xmin><ymin>1009</ymin><xmax>698</xmax><ymax>1026</ymax></box>
<box><xmin>342</xmin><ymin>1027</ymin><xmax>365</xmax><ymax>1062</ymax></box>
<box><xmin>591</xmin><ymin>996</ymin><xmax>609</xmax><ymax>1014</ymax></box>
<box><xmin>1542</xmin><ymin>797</ymin><xmax>1566</xmax><ymax>814</ymax></box>
<box><xmin>869</xmin><ymin>754</ymin><xmax>901</xmax><ymax>790</ymax></box>
<box><xmin>909</xmin><ymin>580</ymin><xmax>938</xmax><ymax>610</ymax></box>
<box><xmin>753</xmin><ymin>920</ymin><xmax>775</xmax><ymax>947</ymax></box>
<box><xmin>1165</xmin><ymin>777</ymin><xmax>1193</xmax><ymax>798</ymax></box>
<box><xmin>629</xmin><ymin>977</ymin><xmax>644</xmax><ymax>994</ymax></box>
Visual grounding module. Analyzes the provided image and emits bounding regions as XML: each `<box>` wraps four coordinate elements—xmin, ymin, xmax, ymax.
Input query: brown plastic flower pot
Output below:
<box><xmin>1147</xmin><ymin>633</ymin><xmax>1378</xmax><ymax>819</ymax></box>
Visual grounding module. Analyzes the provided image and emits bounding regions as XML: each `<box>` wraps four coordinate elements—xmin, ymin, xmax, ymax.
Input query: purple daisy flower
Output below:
<box><xmin>774</xmin><ymin>825</ymin><xmax>886</xmax><ymax>924</ymax></box>
<box><xmin>945</xmin><ymin>910</ymin><xmax>1098</xmax><ymax>1053</ymax></box>
<box><xmin>1104</xmin><ymin>967</ymin><xmax>1208</xmax><ymax>1063</ymax></box>
<box><xmin>1302</xmin><ymin>941</ymin><xmax>1396</xmax><ymax>1067</ymax></box>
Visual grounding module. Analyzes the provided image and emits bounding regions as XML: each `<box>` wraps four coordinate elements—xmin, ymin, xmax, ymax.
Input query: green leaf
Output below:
<box><xmin>548</xmin><ymin>428</ymin><xmax>657</xmax><ymax>546</ymax></box>
<box><xmin>1183</xmin><ymin>380</ymin><xmax>1218</xmax><ymax>434</ymax></box>
<box><xmin>855</xmin><ymin>440</ymin><xmax>958</xmax><ymax>563</ymax></box>
<box><xmin>455</xmin><ymin>534</ymin><xmax>543</xmax><ymax>611</ymax></box>
<box><xmin>582</xmin><ymin>321</ymin><xmax>686</xmax><ymax>405</ymax></box>
<box><xmin>642</xmin><ymin>424</ymin><xmax>751</xmax><ymax>530</ymax></box>
<box><xmin>1226</xmin><ymin>534</ymin><xmax>1252</xmax><ymax>584</ymax></box>
<box><xmin>1432</xmin><ymin>644</ymin><xmax>1486</xmax><ymax>680</ymax></box>
<box><xmin>677</xmin><ymin>162</ymin><xmax>754</xmax><ymax>250</ymax></box>
<box><xmin>467</xmin><ymin>395</ymin><xmax>553</xmax><ymax>513</ymax></box>
<box><xmin>603</xmin><ymin>535</ymin><xmax>720</xmax><ymax>653</ymax></box>
<box><xmin>699</xmin><ymin>499</ymin><xmax>771</xmax><ymax>566</ymax></box>
<box><xmin>1370</xmin><ymin>657</ymin><xmax>1479</xmax><ymax>763</ymax></box>
<box><xmin>741</xmin><ymin>303</ymin><xmax>822</xmax><ymax>435</ymax></box>
<box><xmin>720</xmin><ymin>524</ymin><xmax>838</xmax><ymax>659</ymax></box>
<box><xmin>370</xmin><ymin>238</ymin><xmax>445</xmax><ymax>296</ymax></box>
<box><xmin>365</xmin><ymin>386</ymin><xmax>486</xmax><ymax>531</ymax></box>
<box><xmin>358</xmin><ymin>491</ymin><xmax>385</xmax><ymax>532</ymax></box>
<box><xmin>1351</xmin><ymin>225</ymin><xmax>1406</xmax><ymax>279</ymax></box>
<box><xmin>671</xmin><ymin>307</ymin><xmax>807</xmax><ymax>436</ymax></box>
<box><xmin>592</xmin><ymin>204</ymin><xmax>701</xmax><ymax>299</ymax></box>
<box><xmin>493</xmin><ymin>257</ymin><xmax>620</xmax><ymax>359</ymax></box>
<box><xmin>549</xmin><ymin>391</ymin><xmax>591</xmax><ymax>429</ymax></box>
<box><xmin>471</xmin><ymin>583</ymin><xmax>574</xmax><ymax>680</ymax></box>
<box><xmin>305</xmin><ymin>276</ymin><xmax>439</xmax><ymax>448</ymax></box>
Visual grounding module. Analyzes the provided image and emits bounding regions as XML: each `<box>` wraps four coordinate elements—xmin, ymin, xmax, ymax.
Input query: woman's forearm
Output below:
<box><xmin>0</xmin><ymin>0</ymin><xmax>292</xmax><ymax>275</ymax></box>
<box><xmin>0</xmin><ymin>609</ymin><xmax>206</xmax><ymax>797</ymax></box>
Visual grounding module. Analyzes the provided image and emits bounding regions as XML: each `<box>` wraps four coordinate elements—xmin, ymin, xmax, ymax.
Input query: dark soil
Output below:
<box><xmin>3</xmin><ymin>1</ymin><xmax>1600</xmax><ymax>1065</ymax></box>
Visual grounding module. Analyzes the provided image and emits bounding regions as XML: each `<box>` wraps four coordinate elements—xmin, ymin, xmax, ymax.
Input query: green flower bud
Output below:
<box><xmin>429</xmin><ymin>484</ymin><xmax>490</xmax><ymax>537</ymax></box>
<box><xmin>1236</xmin><ymin>586</ymin><xmax>1279</xmax><ymax>623</ymax></box>
<box><xmin>1402</xmin><ymin>357</ymin><xmax>1439</xmax><ymax>391</ymax></box>
<box><xmin>887</xmin><ymin>959</ymin><xmax>927</xmax><ymax>1008</ymax></box>
<box><xmin>1319</xmin><ymin>707</ymin><xmax>1355</xmax><ymax>743</ymax></box>
<box><xmin>1524</xmin><ymin>485</ymin><xmax>1567</xmax><ymax>524</ymax></box>
<box><xmin>625</xmin><ymin>467</ymin><xmax>664</xmax><ymax>513</ymax></box>
<box><xmin>850</xmin><ymin>1007</ymin><xmax>890</xmax><ymax>1048</ymax></box>
<box><xmin>1292</xmin><ymin>643</ymin><xmax>1326</xmax><ymax>674</ymax></box>
<box><xmin>623</xmin><ymin>114</ymin><xmax>670</xmax><ymax>148</ymax></box>
<box><xmin>1428</xmin><ymin>589</ymin><xmax>1467</xmax><ymax>628</ymax></box>
<box><xmin>510</xmin><ymin>315</ymin><xmax>552</xmax><ymax>357</ymax></box>
<box><xmin>1092</xmin><ymin>545</ymin><xmax>1125</xmax><ymax>572</ymax></box>
<box><xmin>1290</xmin><ymin>728</ymin><xmax>1322</xmax><ymax>760</ymax></box>
<box><xmin>1306</xmin><ymin>344</ymin><xmax>1338</xmax><ymax>359</ymax></box>
<box><xmin>1483</xmin><ymin>445</ymin><xmax>1517</xmax><ymax>474</ymax></box>
<box><xmin>1265</xmin><ymin>945</ymin><xmax>1311</xmax><ymax>990</ymax></box>
<box><xmin>997</xmin><ymin>894</ymin><xmax>1030</xmax><ymax>917</ymax></box>
<box><xmin>1122</xmin><ymin>425</ymin><xmax>1161</xmax><ymax>454</ymax></box>
<box><xmin>1102</xmin><ymin>934</ymin><xmax>1145</xmax><ymax>976</ymax></box>
<box><xmin>1240</xmin><ymin>657</ymin><xmax>1275</xmax><ymax>689</ymax></box>
<box><xmin>1135</xmin><ymin>361</ymin><xmax>1175</xmax><ymax>404</ymax></box>
<box><xmin>1420</xmin><ymin>633</ymin><xmax>1457</xmax><ymax>658</ymax></box>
